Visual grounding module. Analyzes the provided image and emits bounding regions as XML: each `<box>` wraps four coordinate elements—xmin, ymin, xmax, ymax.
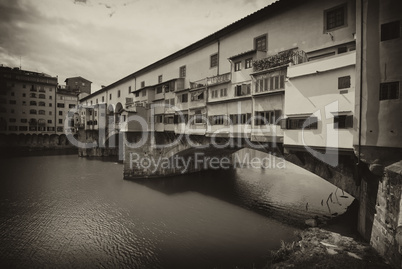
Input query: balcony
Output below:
<box><xmin>253</xmin><ymin>50</ymin><xmax>307</xmax><ymax>72</ymax></box>
<box><xmin>190</xmin><ymin>78</ymin><xmax>207</xmax><ymax>90</ymax></box>
<box><xmin>207</xmin><ymin>72</ymin><xmax>231</xmax><ymax>86</ymax></box>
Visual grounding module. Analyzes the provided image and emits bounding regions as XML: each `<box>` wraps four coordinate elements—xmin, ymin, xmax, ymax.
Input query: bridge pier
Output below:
<box><xmin>76</xmin><ymin>129</ymin><xmax>118</xmax><ymax>157</ymax></box>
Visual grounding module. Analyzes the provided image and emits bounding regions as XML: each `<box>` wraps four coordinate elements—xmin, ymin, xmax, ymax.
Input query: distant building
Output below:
<box><xmin>0</xmin><ymin>66</ymin><xmax>93</xmax><ymax>135</ymax></box>
<box><xmin>0</xmin><ymin>66</ymin><xmax>57</xmax><ymax>134</ymax></box>
<box><xmin>55</xmin><ymin>87</ymin><xmax>78</xmax><ymax>134</ymax></box>
<box><xmin>65</xmin><ymin>76</ymin><xmax>92</xmax><ymax>95</ymax></box>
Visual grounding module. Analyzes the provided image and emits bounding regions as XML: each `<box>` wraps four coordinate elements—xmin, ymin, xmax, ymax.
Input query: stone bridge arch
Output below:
<box><xmin>123</xmin><ymin>131</ymin><xmax>282</xmax><ymax>179</ymax></box>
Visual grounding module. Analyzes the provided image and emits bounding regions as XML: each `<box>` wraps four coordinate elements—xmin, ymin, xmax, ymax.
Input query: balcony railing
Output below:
<box><xmin>190</xmin><ymin>78</ymin><xmax>207</xmax><ymax>89</ymax></box>
<box><xmin>207</xmin><ymin>72</ymin><xmax>231</xmax><ymax>86</ymax></box>
<box><xmin>253</xmin><ymin>50</ymin><xmax>307</xmax><ymax>72</ymax></box>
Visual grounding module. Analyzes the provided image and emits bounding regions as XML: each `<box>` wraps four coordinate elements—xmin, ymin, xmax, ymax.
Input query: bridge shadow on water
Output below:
<box><xmin>126</xmin><ymin>167</ymin><xmax>355</xmax><ymax>230</ymax></box>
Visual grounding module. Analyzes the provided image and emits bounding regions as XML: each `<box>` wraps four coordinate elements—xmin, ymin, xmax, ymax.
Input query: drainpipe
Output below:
<box><xmin>217</xmin><ymin>39</ymin><xmax>220</xmax><ymax>76</ymax></box>
<box><xmin>358</xmin><ymin>0</ymin><xmax>364</xmax><ymax>165</ymax></box>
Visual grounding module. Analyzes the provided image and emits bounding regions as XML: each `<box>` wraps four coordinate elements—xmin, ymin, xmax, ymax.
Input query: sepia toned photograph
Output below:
<box><xmin>0</xmin><ymin>0</ymin><xmax>401</xmax><ymax>268</ymax></box>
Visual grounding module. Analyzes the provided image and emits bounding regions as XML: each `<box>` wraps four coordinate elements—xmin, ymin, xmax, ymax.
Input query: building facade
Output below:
<box><xmin>78</xmin><ymin>0</ymin><xmax>360</xmax><ymax>155</ymax></box>
<box><xmin>0</xmin><ymin>66</ymin><xmax>91</xmax><ymax>135</ymax></box>
<box><xmin>0</xmin><ymin>66</ymin><xmax>57</xmax><ymax>134</ymax></box>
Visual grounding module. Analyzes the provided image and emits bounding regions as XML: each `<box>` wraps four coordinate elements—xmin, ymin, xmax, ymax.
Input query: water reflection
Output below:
<box><xmin>0</xmin><ymin>154</ymin><xmax>353</xmax><ymax>268</ymax></box>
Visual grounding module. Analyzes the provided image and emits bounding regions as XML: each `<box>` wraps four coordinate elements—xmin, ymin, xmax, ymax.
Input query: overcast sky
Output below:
<box><xmin>0</xmin><ymin>0</ymin><xmax>275</xmax><ymax>93</ymax></box>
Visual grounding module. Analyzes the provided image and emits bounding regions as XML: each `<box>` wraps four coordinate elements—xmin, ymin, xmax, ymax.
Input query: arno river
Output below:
<box><xmin>0</xmin><ymin>152</ymin><xmax>353</xmax><ymax>268</ymax></box>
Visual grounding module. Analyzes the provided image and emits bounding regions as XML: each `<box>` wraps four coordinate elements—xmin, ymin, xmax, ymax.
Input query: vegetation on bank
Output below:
<box><xmin>264</xmin><ymin>228</ymin><xmax>392</xmax><ymax>269</ymax></box>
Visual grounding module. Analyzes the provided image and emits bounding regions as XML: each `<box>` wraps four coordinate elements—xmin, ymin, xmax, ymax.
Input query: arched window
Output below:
<box><xmin>38</xmin><ymin>101</ymin><xmax>46</xmax><ymax>106</ymax></box>
<box><xmin>39</xmin><ymin>110</ymin><xmax>45</xmax><ymax>115</ymax></box>
<box><xmin>30</xmin><ymin>109</ymin><xmax>37</xmax><ymax>114</ymax></box>
<box><xmin>30</xmin><ymin>101</ymin><xmax>37</xmax><ymax>106</ymax></box>
<box><xmin>39</xmin><ymin>94</ymin><xmax>46</xmax><ymax>99</ymax></box>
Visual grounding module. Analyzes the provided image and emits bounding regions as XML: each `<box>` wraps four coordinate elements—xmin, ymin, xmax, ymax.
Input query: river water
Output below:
<box><xmin>0</xmin><ymin>153</ymin><xmax>353</xmax><ymax>268</ymax></box>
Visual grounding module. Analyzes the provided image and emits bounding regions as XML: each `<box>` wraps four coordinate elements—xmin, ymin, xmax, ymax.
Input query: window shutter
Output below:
<box><xmin>345</xmin><ymin>115</ymin><xmax>353</xmax><ymax>128</ymax></box>
<box><xmin>280</xmin><ymin>118</ymin><xmax>287</xmax><ymax>129</ymax></box>
<box><xmin>274</xmin><ymin>110</ymin><xmax>281</xmax><ymax>125</ymax></box>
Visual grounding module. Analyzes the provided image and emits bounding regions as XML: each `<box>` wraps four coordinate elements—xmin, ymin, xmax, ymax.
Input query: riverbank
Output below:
<box><xmin>0</xmin><ymin>146</ymin><xmax>78</xmax><ymax>158</ymax></box>
<box><xmin>265</xmin><ymin>227</ymin><xmax>392</xmax><ymax>268</ymax></box>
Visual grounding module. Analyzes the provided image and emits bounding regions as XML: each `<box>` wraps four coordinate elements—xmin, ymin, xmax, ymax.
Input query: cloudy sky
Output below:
<box><xmin>0</xmin><ymin>0</ymin><xmax>274</xmax><ymax>93</ymax></box>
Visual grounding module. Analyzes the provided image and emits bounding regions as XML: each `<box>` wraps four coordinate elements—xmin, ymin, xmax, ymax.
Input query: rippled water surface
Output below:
<box><xmin>0</xmin><ymin>154</ymin><xmax>353</xmax><ymax>268</ymax></box>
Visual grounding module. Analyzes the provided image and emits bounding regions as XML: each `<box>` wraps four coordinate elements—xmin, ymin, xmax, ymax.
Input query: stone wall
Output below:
<box><xmin>370</xmin><ymin>161</ymin><xmax>402</xmax><ymax>268</ymax></box>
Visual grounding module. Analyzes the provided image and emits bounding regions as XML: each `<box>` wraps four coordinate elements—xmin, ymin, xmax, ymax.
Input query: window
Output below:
<box><xmin>338</xmin><ymin>76</ymin><xmax>351</xmax><ymax>89</ymax></box>
<box><xmin>220</xmin><ymin>88</ymin><xmax>227</xmax><ymax>97</ymax></box>
<box><xmin>245</xmin><ymin>58</ymin><xmax>252</xmax><ymax>69</ymax></box>
<box><xmin>194</xmin><ymin>110</ymin><xmax>203</xmax><ymax>124</ymax></box>
<box><xmin>30</xmin><ymin>109</ymin><xmax>37</xmax><ymax>114</ymax></box>
<box><xmin>49</xmin><ymin>111</ymin><xmax>52</xmax><ymax>115</ymax></box>
<box><xmin>9</xmin><ymin>118</ymin><xmax>16</xmax><ymax>123</ymax></box>
<box><xmin>19</xmin><ymin>126</ymin><xmax>28</xmax><ymax>131</ymax></box>
<box><xmin>69</xmin><ymin>104</ymin><xmax>76</xmax><ymax>108</ymax></box>
<box><xmin>191</xmin><ymin>91</ymin><xmax>204</xmax><ymax>101</ymax></box>
<box><xmin>30</xmin><ymin>101</ymin><xmax>37</xmax><ymax>106</ymax></box>
<box><xmin>142</xmin><ymin>90</ymin><xmax>146</xmax><ymax>97</ymax></box>
<box><xmin>211</xmin><ymin>89</ymin><xmax>218</xmax><ymax>99</ymax></box>
<box><xmin>102</xmin><ymin>96</ymin><xmax>105</xmax><ymax>102</ymax></box>
<box><xmin>48</xmin><ymin>120</ymin><xmax>52</xmax><ymax>124</ymax></box>
<box><xmin>164</xmin><ymin>116</ymin><xmax>174</xmax><ymax>124</ymax></box>
<box><xmin>158</xmin><ymin>75</ymin><xmax>163</xmax><ymax>83</ymax></box>
<box><xmin>284</xmin><ymin>117</ymin><xmax>318</xmax><ymax>130</ymax></box>
<box><xmin>338</xmin><ymin>47</ymin><xmax>348</xmax><ymax>54</ymax></box>
<box><xmin>57</xmin><ymin>103</ymin><xmax>65</xmax><ymax>108</ymax></box>
<box><xmin>29</xmin><ymin>93</ymin><xmax>36</xmax><ymax>98</ymax></box>
<box><xmin>325</xmin><ymin>4</ymin><xmax>346</xmax><ymax>31</ymax></box>
<box><xmin>234</xmin><ymin>84</ymin><xmax>251</xmax><ymax>97</ymax></box>
<box><xmin>229</xmin><ymin>113</ymin><xmax>251</xmax><ymax>125</ymax></box>
<box><xmin>22</xmin><ymin>93</ymin><xmax>26</xmax><ymax>97</ymax></box>
<box><xmin>9</xmin><ymin>100</ymin><xmax>16</xmax><ymax>105</ymax></box>
<box><xmin>109</xmin><ymin>93</ymin><xmax>112</xmax><ymax>100</ymax></box>
<box><xmin>381</xmin><ymin>21</ymin><xmax>400</xmax><ymax>41</ymax></box>
<box><xmin>210</xmin><ymin>53</ymin><xmax>218</xmax><ymax>68</ymax></box>
<box><xmin>135</xmin><ymin>92</ymin><xmax>140</xmax><ymax>97</ymax></box>
<box><xmin>59</xmin><ymin>119</ymin><xmax>63</xmax><ymax>124</ymax></box>
<box><xmin>118</xmin><ymin>90</ymin><xmax>121</xmax><ymax>98</ymax></box>
<box><xmin>11</xmin><ymin>92</ymin><xmax>15</xmax><ymax>96</ymax></box>
<box><xmin>9</xmin><ymin>126</ymin><xmax>18</xmax><ymax>131</ymax></box>
<box><xmin>380</xmin><ymin>82</ymin><xmax>399</xmax><ymax>100</ymax></box>
<box><xmin>255</xmin><ymin>110</ymin><xmax>282</xmax><ymax>125</ymax></box>
<box><xmin>21</xmin><ymin>119</ymin><xmax>27</xmax><ymax>123</ymax></box>
<box><xmin>49</xmin><ymin>95</ymin><xmax>52</xmax><ymax>100</ymax></box>
<box><xmin>154</xmin><ymin>115</ymin><xmax>164</xmax><ymax>124</ymax></box>
<box><xmin>255</xmin><ymin>35</ymin><xmax>267</xmax><ymax>51</ymax></box>
<box><xmin>49</xmin><ymin>103</ymin><xmax>52</xmax><ymax>107</ymax></box>
<box><xmin>59</xmin><ymin>111</ymin><xmax>63</xmax><ymax>116</ymax></box>
<box><xmin>38</xmin><ymin>94</ymin><xmax>45</xmax><ymax>99</ymax></box>
<box><xmin>47</xmin><ymin>127</ymin><xmax>54</xmax><ymax>131</ymax></box>
<box><xmin>39</xmin><ymin>101</ymin><xmax>45</xmax><ymax>106</ymax></box>
<box><xmin>156</xmin><ymin>86</ymin><xmax>162</xmax><ymax>94</ymax></box>
<box><xmin>334</xmin><ymin>115</ymin><xmax>353</xmax><ymax>129</ymax></box>
<box><xmin>179</xmin><ymin>93</ymin><xmax>188</xmax><ymax>103</ymax></box>
<box><xmin>234</xmin><ymin>61</ymin><xmax>241</xmax><ymax>71</ymax></box>
<box><xmin>209</xmin><ymin>115</ymin><xmax>227</xmax><ymax>125</ymax></box>
<box><xmin>128</xmin><ymin>86</ymin><xmax>131</xmax><ymax>93</ymax></box>
<box><xmin>179</xmin><ymin>66</ymin><xmax>186</xmax><ymax>78</ymax></box>
<box><xmin>141</xmin><ymin>81</ymin><xmax>145</xmax><ymax>88</ymax></box>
